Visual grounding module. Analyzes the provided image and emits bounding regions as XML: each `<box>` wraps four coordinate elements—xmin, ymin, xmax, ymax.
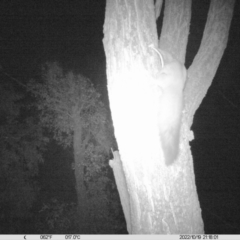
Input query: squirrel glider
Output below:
<box><xmin>150</xmin><ymin>45</ymin><xmax>186</xmax><ymax>166</ymax></box>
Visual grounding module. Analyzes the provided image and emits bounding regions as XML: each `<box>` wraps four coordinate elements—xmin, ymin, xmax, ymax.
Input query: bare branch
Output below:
<box><xmin>185</xmin><ymin>0</ymin><xmax>235</xmax><ymax>124</ymax></box>
<box><xmin>159</xmin><ymin>0</ymin><xmax>192</xmax><ymax>62</ymax></box>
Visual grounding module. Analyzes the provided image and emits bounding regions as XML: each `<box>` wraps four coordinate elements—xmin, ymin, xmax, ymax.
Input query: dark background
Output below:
<box><xmin>0</xmin><ymin>0</ymin><xmax>240</xmax><ymax>234</ymax></box>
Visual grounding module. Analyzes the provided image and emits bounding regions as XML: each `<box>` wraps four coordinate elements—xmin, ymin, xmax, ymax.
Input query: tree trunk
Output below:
<box><xmin>103</xmin><ymin>0</ymin><xmax>234</xmax><ymax>234</ymax></box>
<box><xmin>73</xmin><ymin>120</ymin><xmax>87</xmax><ymax>229</ymax></box>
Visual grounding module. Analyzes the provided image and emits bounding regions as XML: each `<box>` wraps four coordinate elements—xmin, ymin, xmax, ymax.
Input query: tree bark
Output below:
<box><xmin>185</xmin><ymin>0</ymin><xmax>236</xmax><ymax>123</ymax></box>
<box><xmin>103</xmin><ymin>0</ymin><xmax>234</xmax><ymax>234</ymax></box>
<box><xmin>109</xmin><ymin>150</ymin><xmax>131</xmax><ymax>233</ymax></box>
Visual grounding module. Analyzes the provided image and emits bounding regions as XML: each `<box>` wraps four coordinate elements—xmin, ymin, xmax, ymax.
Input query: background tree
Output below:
<box><xmin>103</xmin><ymin>0</ymin><xmax>235</xmax><ymax>234</ymax></box>
<box><xmin>28</xmin><ymin>62</ymin><xmax>115</xmax><ymax>229</ymax></box>
<box><xmin>0</xmin><ymin>81</ymin><xmax>46</xmax><ymax>233</ymax></box>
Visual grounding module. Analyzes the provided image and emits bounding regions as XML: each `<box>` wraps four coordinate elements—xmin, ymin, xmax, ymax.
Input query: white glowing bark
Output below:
<box><xmin>103</xmin><ymin>0</ymin><xmax>235</xmax><ymax>234</ymax></box>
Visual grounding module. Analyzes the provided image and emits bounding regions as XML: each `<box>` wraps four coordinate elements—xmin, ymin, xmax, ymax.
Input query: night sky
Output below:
<box><xmin>0</xmin><ymin>0</ymin><xmax>107</xmax><ymax>97</ymax></box>
<box><xmin>1</xmin><ymin>0</ymin><xmax>240</xmax><ymax>234</ymax></box>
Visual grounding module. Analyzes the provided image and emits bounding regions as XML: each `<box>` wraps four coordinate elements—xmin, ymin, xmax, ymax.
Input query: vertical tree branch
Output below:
<box><xmin>185</xmin><ymin>0</ymin><xmax>235</xmax><ymax>126</ymax></box>
<box><xmin>159</xmin><ymin>0</ymin><xmax>192</xmax><ymax>62</ymax></box>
